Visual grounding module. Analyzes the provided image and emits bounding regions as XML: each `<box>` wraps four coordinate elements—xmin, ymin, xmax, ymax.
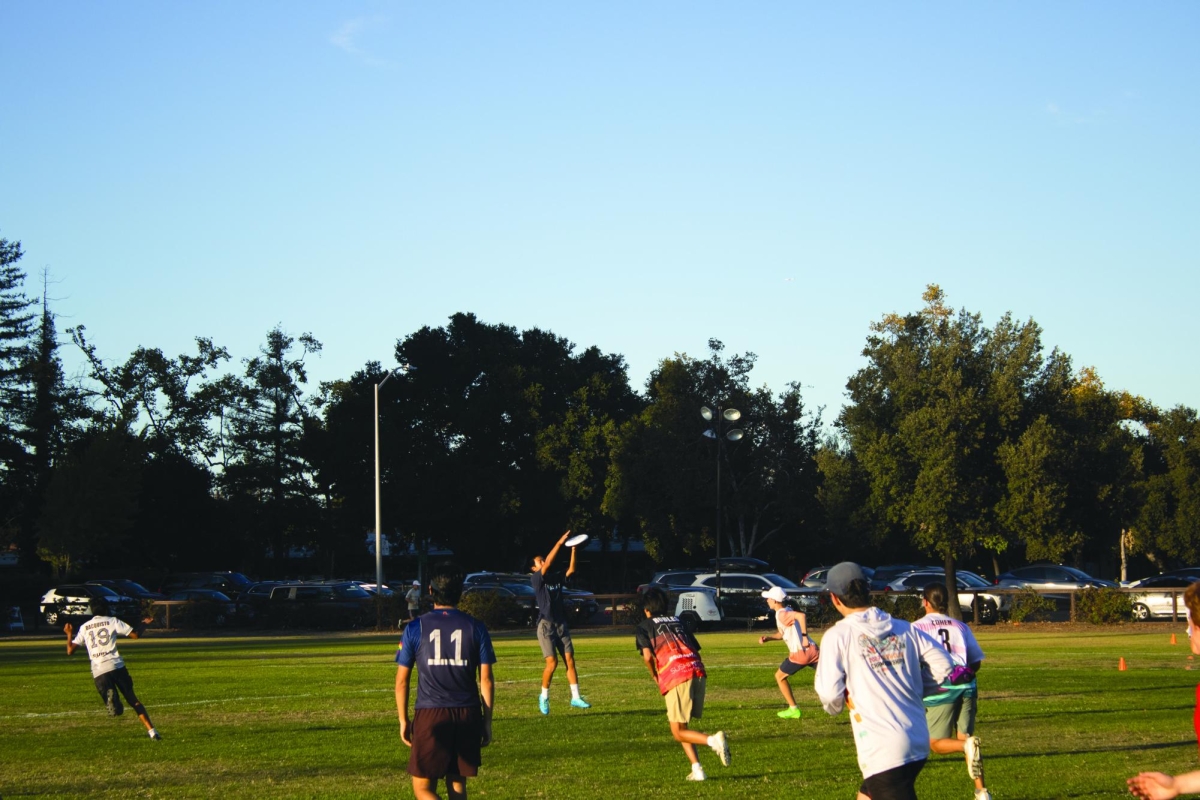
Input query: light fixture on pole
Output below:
<box><xmin>701</xmin><ymin>405</ymin><xmax>743</xmax><ymax>599</ymax></box>
<box><xmin>375</xmin><ymin>364</ymin><xmax>413</xmax><ymax>596</ymax></box>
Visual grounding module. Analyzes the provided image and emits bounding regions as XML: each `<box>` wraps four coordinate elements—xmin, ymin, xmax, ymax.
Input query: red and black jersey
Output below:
<box><xmin>635</xmin><ymin>615</ymin><xmax>706</xmax><ymax>695</ymax></box>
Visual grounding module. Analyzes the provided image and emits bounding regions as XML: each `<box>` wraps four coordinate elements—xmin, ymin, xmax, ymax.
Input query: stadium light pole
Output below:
<box><xmin>701</xmin><ymin>405</ymin><xmax>743</xmax><ymax>600</ymax></box>
<box><xmin>375</xmin><ymin>364</ymin><xmax>413</xmax><ymax>594</ymax></box>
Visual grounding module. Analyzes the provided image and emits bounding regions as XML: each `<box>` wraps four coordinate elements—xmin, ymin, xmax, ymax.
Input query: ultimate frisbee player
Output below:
<box><xmin>912</xmin><ymin>582</ymin><xmax>990</xmax><ymax>800</ymax></box>
<box><xmin>63</xmin><ymin>597</ymin><xmax>161</xmax><ymax>740</ymax></box>
<box><xmin>757</xmin><ymin>586</ymin><xmax>819</xmax><ymax>719</ymax></box>
<box><xmin>814</xmin><ymin>562</ymin><xmax>953</xmax><ymax>800</ymax></box>
<box><xmin>530</xmin><ymin>529</ymin><xmax>589</xmax><ymax>713</ymax></box>
<box><xmin>637</xmin><ymin>586</ymin><xmax>730</xmax><ymax>781</ymax></box>
<box><xmin>396</xmin><ymin>567</ymin><xmax>496</xmax><ymax>800</ymax></box>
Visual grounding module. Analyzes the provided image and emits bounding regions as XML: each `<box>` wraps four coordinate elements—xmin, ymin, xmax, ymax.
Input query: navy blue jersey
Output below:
<box><xmin>530</xmin><ymin>570</ymin><xmax>567</xmax><ymax>623</ymax></box>
<box><xmin>396</xmin><ymin>608</ymin><xmax>496</xmax><ymax>709</ymax></box>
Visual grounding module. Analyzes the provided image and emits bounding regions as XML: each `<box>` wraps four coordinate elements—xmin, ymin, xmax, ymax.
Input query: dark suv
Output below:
<box><xmin>161</xmin><ymin>571</ymin><xmax>254</xmax><ymax>599</ymax></box>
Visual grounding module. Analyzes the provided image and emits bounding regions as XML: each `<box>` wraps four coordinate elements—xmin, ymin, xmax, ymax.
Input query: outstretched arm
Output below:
<box><xmin>565</xmin><ymin>542</ymin><xmax>578</xmax><ymax>579</ymax></box>
<box><xmin>64</xmin><ymin>623</ymin><xmax>79</xmax><ymax>656</ymax></box>
<box><xmin>1128</xmin><ymin>770</ymin><xmax>1200</xmax><ymax>799</ymax></box>
<box><xmin>538</xmin><ymin>530</ymin><xmax>572</xmax><ymax>575</ymax></box>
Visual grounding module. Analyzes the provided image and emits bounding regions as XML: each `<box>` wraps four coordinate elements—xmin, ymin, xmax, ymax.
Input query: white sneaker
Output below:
<box><xmin>686</xmin><ymin>765</ymin><xmax>706</xmax><ymax>781</ymax></box>
<box><xmin>710</xmin><ymin>731</ymin><xmax>730</xmax><ymax>767</ymax></box>
<box><xmin>965</xmin><ymin>736</ymin><xmax>983</xmax><ymax>780</ymax></box>
<box><xmin>148</xmin><ymin>728</ymin><xmax>162</xmax><ymax>741</ymax></box>
<box><xmin>974</xmin><ymin>790</ymin><xmax>991</xmax><ymax>800</ymax></box>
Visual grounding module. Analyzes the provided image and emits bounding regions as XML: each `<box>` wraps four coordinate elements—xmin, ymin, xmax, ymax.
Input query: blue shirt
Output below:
<box><xmin>396</xmin><ymin>608</ymin><xmax>496</xmax><ymax>709</ymax></box>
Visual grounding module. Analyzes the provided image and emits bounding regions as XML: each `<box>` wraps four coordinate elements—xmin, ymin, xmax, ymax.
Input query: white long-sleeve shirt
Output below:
<box><xmin>814</xmin><ymin>606</ymin><xmax>954</xmax><ymax>779</ymax></box>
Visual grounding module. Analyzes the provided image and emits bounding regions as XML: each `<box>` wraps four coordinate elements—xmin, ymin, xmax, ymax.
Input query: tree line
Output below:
<box><xmin>1</xmin><ymin>235</ymin><xmax>1197</xmax><ymax>594</ymax></box>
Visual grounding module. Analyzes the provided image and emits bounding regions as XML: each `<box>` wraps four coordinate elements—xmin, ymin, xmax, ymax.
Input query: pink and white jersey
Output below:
<box><xmin>775</xmin><ymin>608</ymin><xmax>808</xmax><ymax>656</ymax></box>
<box><xmin>72</xmin><ymin>616</ymin><xmax>134</xmax><ymax>677</ymax></box>
<box><xmin>911</xmin><ymin>612</ymin><xmax>985</xmax><ymax>668</ymax></box>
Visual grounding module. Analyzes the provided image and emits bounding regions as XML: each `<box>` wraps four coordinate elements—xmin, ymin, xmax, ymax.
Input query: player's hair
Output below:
<box><xmin>1185</xmin><ymin>581</ymin><xmax>1200</xmax><ymax>623</ymax></box>
<box><xmin>91</xmin><ymin>597</ymin><xmax>111</xmax><ymax>617</ymax></box>
<box><xmin>641</xmin><ymin>586</ymin><xmax>670</xmax><ymax>617</ymax></box>
<box><xmin>922</xmin><ymin>582</ymin><xmax>950</xmax><ymax>614</ymax></box>
<box><xmin>833</xmin><ymin>578</ymin><xmax>871</xmax><ymax>609</ymax></box>
<box><xmin>428</xmin><ymin>567</ymin><xmax>464</xmax><ymax>606</ymax></box>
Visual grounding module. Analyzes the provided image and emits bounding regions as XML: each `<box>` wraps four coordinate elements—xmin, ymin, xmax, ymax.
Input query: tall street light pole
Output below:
<box><xmin>701</xmin><ymin>405</ymin><xmax>743</xmax><ymax>599</ymax></box>
<box><xmin>375</xmin><ymin>364</ymin><xmax>413</xmax><ymax>594</ymax></box>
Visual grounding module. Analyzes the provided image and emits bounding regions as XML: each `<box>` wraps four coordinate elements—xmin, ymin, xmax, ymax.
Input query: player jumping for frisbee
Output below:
<box><xmin>531</xmin><ymin>530</ymin><xmax>589</xmax><ymax>713</ymax></box>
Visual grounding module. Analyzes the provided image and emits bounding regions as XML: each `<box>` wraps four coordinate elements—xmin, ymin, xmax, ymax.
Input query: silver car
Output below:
<box><xmin>1126</xmin><ymin>574</ymin><xmax>1196</xmax><ymax>621</ymax></box>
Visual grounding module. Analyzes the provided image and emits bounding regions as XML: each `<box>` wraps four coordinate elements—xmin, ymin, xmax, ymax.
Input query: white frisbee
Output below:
<box><xmin>564</xmin><ymin>533</ymin><xmax>589</xmax><ymax>548</ymax></box>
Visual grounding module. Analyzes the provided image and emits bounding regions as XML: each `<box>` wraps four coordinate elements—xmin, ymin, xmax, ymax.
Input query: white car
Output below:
<box><xmin>883</xmin><ymin>570</ymin><xmax>1004</xmax><ymax>623</ymax></box>
<box><xmin>1126</xmin><ymin>574</ymin><xmax>1197</xmax><ymax>620</ymax></box>
<box><xmin>670</xmin><ymin>587</ymin><xmax>723</xmax><ymax>632</ymax></box>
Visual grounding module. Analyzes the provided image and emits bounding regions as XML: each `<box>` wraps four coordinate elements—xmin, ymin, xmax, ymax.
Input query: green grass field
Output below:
<box><xmin>1</xmin><ymin>623</ymin><xmax>1197</xmax><ymax>798</ymax></box>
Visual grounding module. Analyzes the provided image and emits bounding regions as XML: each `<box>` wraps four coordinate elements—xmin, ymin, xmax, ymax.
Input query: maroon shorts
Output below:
<box><xmin>408</xmin><ymin>706</ymin><xmax>483</xmax><ymax>779</ymax></box>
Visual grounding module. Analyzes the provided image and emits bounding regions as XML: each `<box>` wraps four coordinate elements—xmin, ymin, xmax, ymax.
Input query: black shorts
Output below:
<box><xmin>94</xmin><ymin>667</ymin><xmax>140</xmax><ymax>716</ymax></box>
<box><xmin>408</xmin><ymin>706</ymin><xmax>483</xmax><ymax>779</ymax></box>
<box><xmin>779</xmin><ymin>658</ymin><xmax>810</xmax><ymax>676</ymax></box>
<box><xmin>860</xmin><ymin>759</ymin><xmax>926</xmax><ymax>800</ymax></box>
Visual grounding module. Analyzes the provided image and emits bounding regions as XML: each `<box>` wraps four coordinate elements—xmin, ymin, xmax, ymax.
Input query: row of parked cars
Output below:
<box><xmin>461</xmin><ymin>571</ymin><xmax>600</xmax><ymax>627</ymax></box>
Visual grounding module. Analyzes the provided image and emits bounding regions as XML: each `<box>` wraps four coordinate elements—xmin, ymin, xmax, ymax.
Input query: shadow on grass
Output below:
<box><xmin>985</xmin><ymin>739</ymin><xmax>1196</xmax><ymax>758</ymax></box>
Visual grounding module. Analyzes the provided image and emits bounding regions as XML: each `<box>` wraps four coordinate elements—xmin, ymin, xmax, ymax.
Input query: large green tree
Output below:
<box><xmin>0</xmin><ymin>237</ymin><xmax>35</xmax><ymax>559</ymax></box>
<box><xmin>839</xmin><ymin>286</ymin><xmax>1072</xmax><ymax>614</ymax></box>
<box><xmin>1132</xmin><ymin>405</ymin><xmax>1200</xmax><ymax>566</ymax></box>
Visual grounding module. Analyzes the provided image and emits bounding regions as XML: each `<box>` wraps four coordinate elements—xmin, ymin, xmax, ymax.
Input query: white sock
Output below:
<box><xmin>570</xmin><ymin>684</ymin><xmax>581</xmax><ymax>700</ymax></box>
<box><xmin>540</xmin><ymin>687</ymin><xmax>549</xmax><ymax>700</ymax></box>
<box><xmin>706</xmin><ymin>735</ymin><xmax>717</xmax><ymax>748</ymax></box>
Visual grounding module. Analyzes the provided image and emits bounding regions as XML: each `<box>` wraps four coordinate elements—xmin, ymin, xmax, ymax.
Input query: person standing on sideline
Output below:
<box><xmin>396</xmin><ymin>567</ymin><xmax>495</xmax><ymax>800</ymax></box>
<box><xmin>757</xmin><ymin>586</ymin><xmax>819</xmax><ymax>719</ymax></box>
<box><xmin>64</xmin><ymin>597</ymin><xmax>161</xmax><ymax>740</ymax></box>
<box><xmin>530</xmin><ymin>529</ymin><xmax>589</xmax><ymax>713</ymax></box>
<box><xmin>406</xmin><ymin>580</ymin><xmax>423</xmax><ymax>623</ymax></box>
<box><xmin>912</xmin><ymin>583</ymin><xmax>990</xmax><ymax>800</ymax></box>
<box><xmin>814</xmin><ymin>562</ymin><xmax>953</xmax><ymax>800</ymax></box>
<box><xmin>637</xmin><ymin>586</ymin><xmax>730</xmax><ymax>782</ymax></box>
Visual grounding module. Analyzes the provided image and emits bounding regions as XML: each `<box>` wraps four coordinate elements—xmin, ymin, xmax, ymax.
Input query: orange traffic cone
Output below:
<box><xmin>1119</xmin><ymin>657</ymin><xmax>1127</xmax><ymax>671</ymax></box>
<box><xmin>1172</xmin><ymin>633</ymin><xmax>1178</xmax><ymax>645</ymax></box>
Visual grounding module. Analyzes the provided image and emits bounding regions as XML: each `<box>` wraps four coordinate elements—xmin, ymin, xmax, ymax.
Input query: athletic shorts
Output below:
<box><xmin>93</xmin><ymin>667</ymin><xmax>140</xmax><ymax>716</ymax></box>
<box><xmin>408</xmin><ymin>706</ymin><xmax>483</xmax><ymax>779</ymax></box>
<box><xmin>663</xmin><ymin>676</ymin><xmax>706</xmax><ymax>724</ymax></box>
<box><xmin>926</xmin><ymin>693</ymin><xmax>977</xmax><ymax>739</ymax></box>
<box><xmin>536</xmin><ymin>619</ymin><xmax>573</xmax><ymax>658</ymax></box>
<box><xmin>779</xmin><ymin>658</ymin><xmax>812</xmax><ymax>676</ymax></box>
<box><xmin>859</xmin><ymin>759</ymin><xmax>926</xmax><ymax>800</ymax></box>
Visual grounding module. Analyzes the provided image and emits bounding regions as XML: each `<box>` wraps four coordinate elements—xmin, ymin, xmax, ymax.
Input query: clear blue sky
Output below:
<box><xmin>2</xmin><ymin>2</ymin><xmax>1196</xmax><ymax>424</ymax></box>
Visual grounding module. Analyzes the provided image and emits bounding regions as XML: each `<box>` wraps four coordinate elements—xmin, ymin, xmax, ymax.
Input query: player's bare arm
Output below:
<box><xmin>63</xmin><ymin>623</ymin><xmax>78</xmax><ymax>656</ymax></box>
<box><xmin>127</xmin><ymin>616</ymin><xmax>154</xmax><ymax>640</ymax></box>
<box><xmin>539</xmin><ymin>530</ymin><xmax>571</xmax><ymax>574</ymax></box>
<box><xmin>395</xmin><ymin>665</ymin><xmax>413</xmax><ymax>747</ymax></box>
<box><xmin>480</xmin><ymin>663</ymin><xmax>495</xmax><ymax>747</ymax></box>
<box><xmin>565</xmin><ymin>542</ymin><xmax>578</xmax><ymax>579</ymax></box>
<box><xmin>758</xmin><ymin>632</ymin><xmax>781</xmax><ymax>643</ymax></box>
<box><xmin>641</xmin><ymin>647</ymin><xmax>658</xmax><ymax>680</ymax></box>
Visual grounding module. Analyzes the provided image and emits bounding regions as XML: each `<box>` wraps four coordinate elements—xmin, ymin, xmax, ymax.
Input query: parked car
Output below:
<box><xmin>461</xmin><ymin>583</ymin><xmax>537</xmax><ymax>627</ymax></box>
<box><xmin>882</xmin><ymin>571</ymin><xmax>1002</xmax><ymax>623</ymax></box>
<box><xmin>161</xmin><ymin>571</ymin><xmax>254</xmax><ymax>599</ymax></box>
<box><xmin>870</xmin><ymin>564</ymin><xmax>930</xmax><ymax>591</ymax></box>
<box><xmin>669</xmin><ymin>586</ymin><xmax>723</xmax><ymax>632</ymax></box>
<box><xmin>40</xmin><ymin>584</ymin><xmax>140</xmax><ymax>626</ymax></box>
<box><xmin>166</xmin><ymin>589</ymin><xmax>240</xmax><ymax>625</ymax></box>
<box><xmin>466</xmin><ymin>572</ymin><xmax>599</xmax><ymax>624</ymax></box>
<box><xmin>800</xmin><ymin>566</ymin><xmax>832</xmax><ymax>588</ymax></box>
<box><xmin>994</xmin><ymin>565</ymin><xmax>1117</xmax><ymax>594</ymax></box>
<box><xmin>689</xmin><ymin>572</ymin><xmax>821</xmax><ymax>624</ymax></box>
<box><xmin>636</xmin><ymin>569</ymin><xmax>707</xmax><ymax>594</ymax></box>
<box><xmin>1126</xmin><ymin>574</ymin><xmax>1198</xmax><ymax>620</ymax></box>
<box><xmin>85</xmin><ymin>579</ymin><xmax>165</xmax><ymax>601</ymax></box>
<box><xmin>266</xmin><ymin>582</ymin><xmax>374</xmax><ymax>628</ymax></box>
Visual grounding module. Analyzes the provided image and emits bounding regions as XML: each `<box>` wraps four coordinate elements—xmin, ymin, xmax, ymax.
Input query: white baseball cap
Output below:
<box><xmin>761</xmin><ymin>587</ymin><xmax>788</xmax><ymax>602</ymax></box>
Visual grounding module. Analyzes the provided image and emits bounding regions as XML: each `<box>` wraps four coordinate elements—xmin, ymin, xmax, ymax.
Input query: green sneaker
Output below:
<box><xmin>777</xmin><ymin>707</ymin><xmax>802</xmax><ymax>720</ymax></box>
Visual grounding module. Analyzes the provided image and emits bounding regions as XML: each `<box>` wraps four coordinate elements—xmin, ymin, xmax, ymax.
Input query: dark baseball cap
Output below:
<box><xmin>825</xmin><ymin>562</ymin><xmax>868</xmax><ymax>597</ymax></box>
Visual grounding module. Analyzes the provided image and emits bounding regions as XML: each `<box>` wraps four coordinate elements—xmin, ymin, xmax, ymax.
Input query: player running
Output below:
<box><xmin>395</xmin><ymin>567</ymin><xmax>496</xmax><ymax>800</ymax></box>
<box><xmin>912</xmin><ymin>582</ymin><xmax>991</xmax><ymax>800</ymax></box>
<box><xmin>637</xmin><ymin>586</ymin><xmax>730</xmax><ymax>782</ymax></box>
<box><xmin>757</xmin><ymin>586</ymin><xmax>819</xmax><ymax>719</ymax></box>
<box><xmin>815</xmin><ymin>562</ymin><xmax>954</xmax><ymax>800</ymax></box>
<box><xmin>63</xmin><ymin>597</ymin><xmax>161</xmax><ymax>740</ymax></box>
<box><xmin>530</xmin><ymin>530</ymin><xmax>589</xmax><ymax>713</ymax></box>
